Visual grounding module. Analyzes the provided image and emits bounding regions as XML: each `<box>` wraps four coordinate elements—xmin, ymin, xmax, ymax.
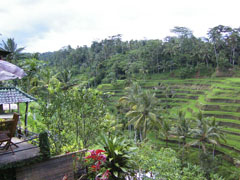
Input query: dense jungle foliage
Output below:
<box><xmin>40</xmin><ymin>25</ymin><xmax>240</xmax><ymax>83</ymax></box>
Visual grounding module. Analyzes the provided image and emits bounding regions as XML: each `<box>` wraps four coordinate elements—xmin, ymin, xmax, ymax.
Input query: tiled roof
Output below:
<box><xmin>0</xmin><ymin>87</ymin><xmax>36</xmax><ymax>104</ymax></box>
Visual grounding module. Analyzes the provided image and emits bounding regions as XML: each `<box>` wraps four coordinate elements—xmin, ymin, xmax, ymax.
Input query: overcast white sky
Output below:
<box><xmin>0</xmin><ymin>0</ymin><xmax>239</xmax><ymax>53</ymax></box>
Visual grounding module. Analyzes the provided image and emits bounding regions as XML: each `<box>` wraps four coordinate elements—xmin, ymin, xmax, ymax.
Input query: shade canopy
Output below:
<box><xmin>0</xmin><ymin>87</ymin><xmax>36</xmax><ymax>104</ymax></box>
<box><xmin>0</xmin><ymin>60</ymin><xmax>26</xmax><ymax>81</ymax></box>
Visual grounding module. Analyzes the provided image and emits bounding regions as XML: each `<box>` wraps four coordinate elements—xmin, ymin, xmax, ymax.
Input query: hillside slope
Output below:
<box><xmin>98</xmin><ymin>76</ymin><xmax>240</xmax><ymax>160</ymax></box>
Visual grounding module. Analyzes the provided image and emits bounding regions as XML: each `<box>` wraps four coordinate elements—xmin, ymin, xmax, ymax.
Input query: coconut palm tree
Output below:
<box><xmin>174</xmin><ymin>111</ymin><xmax>191</xmax><ymax>146</ymax></box>
<box><xmin>208</xmin><ymin>117</ymin><xmax>226</xmax><ymax>158</ymax></box>
<box><xmin>187</xmin><ymin>112</ymin><xmax>225</xmax><ymax>155</ymax></box>
<box><xmin>172</xmin><ymin>111</ymin><xmax>192</xmax><ymax>161</ymax></box>
<box><xmin>119</xmin><ymin>82</ymin><xmax>159</xmax><ymax>140</ymax></box>
<box><xmin>119</xmin><ymin>82</ymin><xmax>142</xmax><ymax>109</ymax></box>
<box><xmin>159</xmin><ymin>119</ymin><xmax>172</xmax><ymax>147</ymax></box>
<box><xmin>0</xmin><ymin>38</ymin><xmax>25</xmax><ymax>63</ymax></box>
<box><xmin>125</xmin><ymin>90</ymin><xmax>159</xmax><ymax>140</ymax></box>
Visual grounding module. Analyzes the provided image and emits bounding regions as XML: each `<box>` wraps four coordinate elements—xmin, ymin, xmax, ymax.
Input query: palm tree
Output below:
<box><xmin>125</xmin><ymin>90</ymin><xmax>159</xmax><ymax>140</ymax></box>
<box><xmin>0</xmin><ymin>38</ymin><xmax>25</xmax><ymax>63</ymax></box>
<box><xmin>174</xmin><ymin>111</ymin><xmax>191</xmax><ymax>146</ymax></box>
<box><xmin>187</xmin><ymin>112</ymin><xmax>225</xmax><ymax>155</ymax></box>
<box><xmin>225</xmin><ymin>28</ymin><xmax>240</xmax><ymax>66</ymax></box>
<box><xmin>208</xmin><ymin>117</ymin><xmax>226</xmax><ymax>158</ymax></box>
<box><xmin>207</xmin><ymin>25</ymin><xmax>227</xmax><ymax>67</ymax></box>
<box><xmin>19</xmin><ymin>58</ymin><xmax>43</xmax><ymax>94</ymax></box>
<box><xmin>119</xmin><ymin>82</ymin><xmax>142</xmax><ymax>109</ymax></box>
<box><xmin>57</xmin><ymin>69</ymin><xmax>78</xmax><ymax>90</ymax></box>
<box><xmin>159</xmin><ymin>119</ymin><xmax>171</xmax><ymax>147</ymax></box>
<box><xmin>119</xmin><ymin>82</ymin><xmax>159</xmax><ymax>140</ymax></box>
<box><xmin>173</xmin><ymin>111</ymin><xmax>192</xmax><ymax>161</ymax></box>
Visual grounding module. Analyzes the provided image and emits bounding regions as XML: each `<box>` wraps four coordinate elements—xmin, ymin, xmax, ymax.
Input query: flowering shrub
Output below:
<box><xmin>85</xmin><ymin>149</ymin><xmax>110</xmax><ymax>180</ymax></box>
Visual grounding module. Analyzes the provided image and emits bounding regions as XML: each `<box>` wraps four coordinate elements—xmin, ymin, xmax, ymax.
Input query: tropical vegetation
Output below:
<box><xmin>2</xmin><ymin>25</ymin><xmax>240</xmax><ymax>179</ymax></box>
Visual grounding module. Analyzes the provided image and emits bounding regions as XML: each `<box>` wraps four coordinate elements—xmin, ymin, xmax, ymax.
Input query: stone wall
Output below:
<box><xmin>16</xmin><ymin>150</ymin><xmax>86</xmax><ymax>180</ymax></box>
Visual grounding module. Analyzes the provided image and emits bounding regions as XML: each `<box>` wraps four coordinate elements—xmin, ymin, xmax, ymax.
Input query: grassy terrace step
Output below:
<box><xmin>102</xmin><ymin>90</ymin><xmax>124</xmax><ymax>93</ymax></box>
<box><xmin>219</xmin><ymin>143</ymin><xmax>240</xmax><ymax>155</ymax></box>
<box><xmin>200</xmin><ymin>100</ymin><xmax>240</xmax><ymax>106</ymax></box>
<box><xmin>140</xmin><ymin>80</ymin><xmax>185</xmax><ymax>84</ymax></box>
<box><xmin>225</xmin><ymin>133</ymin><xmax>240</xmax><ymax>142</ymax></box>
<box><xmin>202</xmin><ymin>105</ymin><xmax>240</xmax><ymax>113</ymax></box>
<box><xmin>169</xmin><ymin>85</ymin><xmax>210</xmax><ymax>90</ymax></box>
<box><xmin>213</xmin><ymin>84</ymin><xmax>240</xmax><ymax>90</ymax></box>
<box><xmin>207</xmin><ymin>117</ymin><xmax>240</xmax><ymax>128</ymax></box>
<box><xmin>203</xmin><ymin>110</ymin><xmax>240</xmax><ymax>117</ymax></box>
<box><xmin>204</xmin><ymin>113</ymin><xmax>240</xmax><ymax>121</ymax></box>
<box><xmin>216</xmin><ymin>146</ymin><xmax>240</xmax><ymax>159</ymax></box>
<box><xmin>214</xmin><ymin>87</ymin><xmax>238</xmax><ymax>91</ymax></box>
<box><xmin>173</xmin><ymin>90</ymin><xmax>205</xmax><ymax>94</ymax></box>
<box><xmin>163</xmin><ymin>83</ymin><xmax>212</xmax><ymax>88</ymax></box>
<box><xmin>222</xmin><ymin>130</ymin><xmax>240</xmax><ymax>136</ymax></box>
<box><xmin>221</xmin><ymin>136</ymin><xmax>240</xmax><ymax>152</ymax></box>
<box><xmin>141</xmin><ymin>84</ymin><xmax>210</xmax><ymax>90</ymax></box>
<box><xmin>213</xmin><ymin>91</ymin><xmax>240</xmax><ymax>96</ymax></box>
<box><xmin>155</xmin><ymin>90</ymin><xmax>203</xmax><ymax>95</ymax></box>
<box><xmin>218</xmin><ymin>121</ymin><xmax>240</xmax><ymax>129</ymax></box>
<box><xmin>142</xmin><ymin>81</ymin><xmax>211</xmax><ymax>86</ymax></box>
<box><xmin>157</xmin><ymin>104</ymin><xmax>181</xmax><ymax>108</ymax></box>
<box><xmin>206</xmin><ymin>98</ymin><xmax>240</xmax><ymax>103</ymax></box>
<box><xmin>156</xmin><ymin>94</ymin><xmax>199</xmax><ymax>100</ymax></box>
<box><xmin>223</xmin><ymin>127</ymin><xmax>240</xmax><ymax>134</ymax></box>
<box><xmin>154</xmin><ymin>89</ymin><xmax>205</xmax><ymax>94</ymax></box>
<box><xmin>111</xmin><ymin>93</ymin><xmax>125</xmax><ymax>97</ymax></box>
<box><xmin>159</xmin><ymin>99</ymin><xmax>188</xmax><ymax>103</ymax></box>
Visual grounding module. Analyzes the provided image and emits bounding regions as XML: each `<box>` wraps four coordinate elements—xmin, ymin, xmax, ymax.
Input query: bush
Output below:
<box><xmin>178</xmin><ymin>66</ymin><xmax>197</xmax><ymax>79</ymax></box>
<box><xmin>134</xmin><ymin>144</ymin><xmax>223</xmax><ymax>180</ymax></box>
<box><xmin>97</xmin><ymin>84</ymin><xmax>114</xmax><ymax>90</ymax></box>
<box><xmin>39</xmin><ymin>131</ymin><xmax>50</xmax><ymax>158</ymax></box>
<box><xmin>99</xmin><ymin>135</ymin><xmax>136</xmax><ymax>180</ymax></box>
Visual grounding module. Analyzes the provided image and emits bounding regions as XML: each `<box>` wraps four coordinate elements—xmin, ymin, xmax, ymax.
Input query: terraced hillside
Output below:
<box><xmin>98</xmin><ymin>77</ymin><xmax>240</xmax><ymax>160</ymax></box>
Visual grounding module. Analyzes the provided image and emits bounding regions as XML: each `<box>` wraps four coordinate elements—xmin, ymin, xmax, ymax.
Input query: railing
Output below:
<box><xmin>0</xmin><ymin>127</ymin><xmax>40</xmax><ymax>156</ymax></box>
<box><xmin>16</xmin><ymin>127</ymin><xmax>39</xmax><ymax>145</ymax></box>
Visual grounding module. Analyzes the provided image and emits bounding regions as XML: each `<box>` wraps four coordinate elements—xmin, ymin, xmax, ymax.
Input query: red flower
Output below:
<box><xmin>85</xmin><ymin>149</ymin><xmax>108</xmax><ymax>179</ymax></box>
<box><xmin>96</xmin><ymin>149</ymin><xmax>105</xmax><ymax>154</ymax></box>
<box><xmin>91</xmin><ymin>165</ymin><xmax>97</xmax><ymax>171</ymax></box>
<box><xmin>85</xmin><ymin>149</ymin><xmax>106</xmax><ymax>161</ymax></box>
<box><xmin>101</xmin><ymin>170</ymin><xmax>110</xmax><ymax>180</ymax></box>
<box><xmin>96</xmin><ymin>161</ymin><xmax>102</xmax><ymax>170</ymax></box>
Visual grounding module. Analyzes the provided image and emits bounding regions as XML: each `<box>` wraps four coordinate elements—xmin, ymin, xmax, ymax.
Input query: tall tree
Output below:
<box><xmin>187</xmin><ymin>112</ymin><xmax>225</xmax><ymax>154</ymax></box>
<box><xmin>174</xmin><ymin>111</ymin><xmax>191</xmax><ymax>146</ymax></box>
<box><xmin>119</xmin><ymin>82</ymin><xmax>159</xmax><ymax>140</ymax></box>
<box><xmin>0</xmin><ymin>38</ymin><xmax>25</xmax><ymax>63</ymax></box>
<box><xmin>159</xmin><ymin>118</ymin><xmax>171</xmax><ymax>147</ymax></box>
<box><xmin>225</xmin><ymin>27</ymin><xmax>240</xmax><ymax>66</ymax></box>
<box><xmin>207</xmin><ymin>25</ymin><xmax>227</xmax><ymax>67</ymax></box>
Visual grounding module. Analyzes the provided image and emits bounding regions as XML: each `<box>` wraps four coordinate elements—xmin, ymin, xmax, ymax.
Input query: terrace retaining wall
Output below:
<box><xmin>16</xmin><ymin>150</ymin><xmax>86</xmax><ymax>180</ymax></box>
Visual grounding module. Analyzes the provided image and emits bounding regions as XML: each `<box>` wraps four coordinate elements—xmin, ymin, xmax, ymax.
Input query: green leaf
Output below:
<box><xmin>114</xmin><ymin>150</ymin><xmax>119</xmax><ymax>155</ymax></box>
<box><xmin>115</xmin><ymin>163</ymin><xmax>120</xmax><ymax>167</ymax></box>
<box><xmin>120</xmin><ymin>167</ymin><xmax>127</xmax><ymax>172</ymax></box>
<box><xmin>113</xmin><ymin>171</ymin><xmax>118</xmax><ymax>177</ymax></box>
